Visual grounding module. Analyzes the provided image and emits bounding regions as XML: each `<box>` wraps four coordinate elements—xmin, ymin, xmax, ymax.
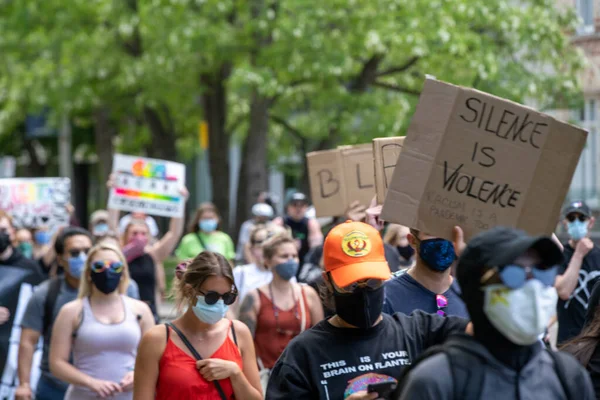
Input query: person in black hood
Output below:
<box><xmin>397</xmin><ymin>227</ymin><xmax>594</xmax><ymax>400</ymax></box>
<box><xmin>0</xmin><ymin>210</ymin><xmax>43</xmax><ymax>277</ymax></box>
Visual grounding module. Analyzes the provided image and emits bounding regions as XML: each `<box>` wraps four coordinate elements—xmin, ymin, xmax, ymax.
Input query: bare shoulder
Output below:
<box><xmin>127</xmin><ymin>297</ymin><xmax>153</xmax><ymax>315</ymax></box>
<box><xmin>58</xmin><ymin>298</ymin><xmax>83</xmax><ymax>318</ymax></box>
<box><xmin>140</xmin><ymin>324</ymin><xmax>169</xmax><ymax>350</ymax></box>
<box><xmin>301</xmin><ymin>283</ymin><xmax>319</xmax><ymax>300</ymax></box>
<box><xmin>232</xmin><ymin>319</ymin><xmax>252</xmax><ymax>339</ymax></box>
<box><xmin>240</xmin><ymin>289</ymin><xmax>260</xmax><ymax>313</ymax></box>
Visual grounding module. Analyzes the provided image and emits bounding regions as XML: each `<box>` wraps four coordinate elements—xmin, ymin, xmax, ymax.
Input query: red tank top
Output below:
<box><xmin>156</xmin><ymin>323</ymin><xmax>243</xmax><ymax>400</ymax></box>
<box><xmin>254</xmin><ymin>285</ymin><xmax>311</xmax><ymax>369</ymax></box>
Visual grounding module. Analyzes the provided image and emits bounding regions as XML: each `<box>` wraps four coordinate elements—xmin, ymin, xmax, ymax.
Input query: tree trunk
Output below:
<box><xmin>202</xmin><ymin>64</ymin><xmax>232</xmax><ymax>233</ymax></box>
<box><xmin>143</xmin><ymin>106</ymin><xmax>178</xmax><ymax>161</ymax></box>
<box><xmin>93</xmin><ymin>107</ymin><xmax>115</xmax><ymax>204</ymax></box>
<box><xmin>236</xmin><ymin>92</ymin><xmax>270</xmax><ymax>237</ymax></box>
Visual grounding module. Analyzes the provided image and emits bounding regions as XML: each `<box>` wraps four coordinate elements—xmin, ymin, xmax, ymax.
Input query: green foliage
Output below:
<box><xmin>0</xmin><ymin>0</ymin><xmax>584</xmax><ymax>167</ymax></box>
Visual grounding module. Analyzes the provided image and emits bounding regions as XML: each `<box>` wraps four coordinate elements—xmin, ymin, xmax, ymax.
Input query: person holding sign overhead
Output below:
<box><xmin>176</xmin><ymin>202</ymin><xmax>236</xmax><ymax>262</ymax></box>
<box><xmin>107</xmin><ymin>175</ymin><xmax>189</xmax><ymax>322</ymax></box>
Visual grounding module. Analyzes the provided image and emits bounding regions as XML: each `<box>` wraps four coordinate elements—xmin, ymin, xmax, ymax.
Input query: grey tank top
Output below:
<box><xmin>65</xmin><ymin>296</ymin><xmax>141</xmax><ymax>400</ymax></box>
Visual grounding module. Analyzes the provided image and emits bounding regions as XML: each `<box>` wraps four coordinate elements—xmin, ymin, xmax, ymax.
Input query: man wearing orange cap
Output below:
<box><xmin>266</xmin><ymin>221</ymin><xmax>469</xmax><ymax>400</ymax></box>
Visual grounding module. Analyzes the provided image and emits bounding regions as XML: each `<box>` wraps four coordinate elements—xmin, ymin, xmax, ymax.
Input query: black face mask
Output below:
<box><xmin>0</xmin><ymin>232</ymin><xmax>11</xmax><ymax>254</ymax></box>
<box><xmin>90</xmin><ymin>269</ymin><xmax>123</xmax><ymax>295</ymax></box>
<box><xmin>333</xmin><ymin>286</ymin><xmax>384</xmax><ymax>329</ymax></box>
<box><xmin>397</xmin><ymin>245</ymin><xmax>415</xmax><ymax>260</ymax></box>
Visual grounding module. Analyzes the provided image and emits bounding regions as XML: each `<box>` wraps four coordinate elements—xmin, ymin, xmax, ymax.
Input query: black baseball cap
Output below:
<box><xmin>288</xmin><ymin>192</ymin><xmax>309</xmax><ymax>205</ymax></box>
<box><xmin>563</xmin><ymin>200</ymin><xmax>591</xmax><ymax>219</ymax></box>
<box><xmin>457</xmin><ymin>227</ymin><xmax>563</xmax><ymax>290</ymax></box>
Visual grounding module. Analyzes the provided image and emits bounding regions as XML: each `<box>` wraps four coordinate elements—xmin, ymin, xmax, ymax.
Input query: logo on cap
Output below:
<box><xmin>342</xmin><ymin>230</ymin><xmax>372</xmax><ymax>257</ymax></box>
<box><xmin>573</xmin><ymin>202</ymin><xmax>582</xmax><ymax>208</ymax></box>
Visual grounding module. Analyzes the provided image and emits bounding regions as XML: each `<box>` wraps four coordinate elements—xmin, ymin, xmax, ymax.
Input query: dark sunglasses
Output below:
<box><xmin>566</xmin><ymin>214</ymin><xmax>588</xmax><ymax>223</ymax></box>
<box><xmin>91</xmin><ymin>260</ymin><xmax>124</xmax><ymax>273</ymax></box>
<box><xmin>198</xmin><ymin>290</ymin><xmax>237</xmax><ymax>305</ymax></box>
<box><xmin>436</xmin><ymin>294</ymin><xmax>448</xmax><ymax>317</ymax></box>
<box><xmin>481</xmin><ymin>264</ymin><xmax>558</xmax><ymax>289</ymax></box>
<box><xmin>69</xmin><ymin>248</ymin><xmax>91</xmax><ymax>258</ymax></box>
<box><xmin>335</xmin><ymin>278</ymin><xmax>383</xmax><ymax>294</ymax></box>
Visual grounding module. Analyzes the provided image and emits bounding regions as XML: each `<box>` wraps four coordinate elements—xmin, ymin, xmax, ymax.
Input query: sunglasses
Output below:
<box><xmin>436</xmin><ymin>294</ymin><xmax>448</xmax><ymax>317</ymax></box>
<box><xmin>481</xmin><ymin>264</ymin><xmax>558</xmax><ymax>289</ymax></box>
<box><xmin>69</xmin><ymin>248</ymin><xmax>91</xmax><ymax>258</ymax></box>
<box><xmin>566</xmin><ymin>214</ymin><xmax>588</xmax><ymax>223</ymax></box>
<box><xmin>198</xmin><ymin>290</ymin><xmax>237</xmax><ymax>305</ymax></box>
<box><xmin>335</xmin><ymin>278</ymin><xmax>383</xmax><ymax>294</ymax></box>
<box><xmin>91</xmin><ymin>260</ymin><xmax>124</xmax><ymax>274</ymax></box>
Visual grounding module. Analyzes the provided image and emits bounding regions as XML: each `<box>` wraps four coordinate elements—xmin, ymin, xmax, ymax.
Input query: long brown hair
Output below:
<box><xmin>561</xmin><ymin>304</ymin><xmax>600</xmax><ymax>366</ymax></box>
<box><xmin>174</xmin><ymin>251</ymin><xmax>236</xmax><ymax>309</ymax></box>
<box><xmin>187</xmin><ymin>202</ymin><xmax>220</xmax><ymax>234</ymax></box>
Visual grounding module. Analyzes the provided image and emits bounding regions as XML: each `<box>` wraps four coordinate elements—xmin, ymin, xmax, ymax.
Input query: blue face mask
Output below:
<box><xmin>568</xmin><ymin>220</ymin><xmax>588</xmax><ymax>241</ymax></box>
<box><xmin>68</xmin><ymin>253</ymin><xmax>87</xmax><ymax>278</ymax></box>
<box><xmin>274</xmin><ymin>260</ymin><xmax>299</xmax><ymax>281</ymax></box>
<box><xmin>199</xmin><ymin>219</ymin><xmax>218</xmax><ymax>233</ymax></box>
<box><xmin>418</xmin><ymin>238</ymin><xmax>456</xmax><ymax>272</ymax></box>
<box><xmin>34</xmin><ymin>231</ymin><xmax>51</xmax><ymax>245</ymax></box>
<box><xmin>93</xmin><ymin>223</ymin><xmax>109</xmax><ymax>236</ymax></box>
<box><xmin>192</xmin><ymin>295</ymin><xmax>228</xmax><ymax>324</ymax></box>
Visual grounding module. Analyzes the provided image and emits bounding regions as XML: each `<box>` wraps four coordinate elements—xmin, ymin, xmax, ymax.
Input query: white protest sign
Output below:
<box><xmin>0</xmin><ymin>178</ymin><xmax>71</xmax><ymax>228</ymax></box>
<box><xmin>108</xmin><ymin>154</ymin><xmax>186</xmax><ymax>218</ymax></box>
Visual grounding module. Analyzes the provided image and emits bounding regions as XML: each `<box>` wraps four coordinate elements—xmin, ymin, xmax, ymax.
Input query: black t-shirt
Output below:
<box><xmin>265</xmin><ymin>311</ymin><xmax>468</xmax><ymax>399</ymax></box>
<box><xmin>557</xmin><ymin>243</ymin><xmax>600</xmax><ymax>344</ymax></box>
<box><xmin>284</xmin><ymin>215</ymin><xmax>310</xmax><ymax>267</ymax></box>
<box><xmin>129</xmin><ymin>253</ymin><xmax>156</xmax><ymax>316</ymax></box>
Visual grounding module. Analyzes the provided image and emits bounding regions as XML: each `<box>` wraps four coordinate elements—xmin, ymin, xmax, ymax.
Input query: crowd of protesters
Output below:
<box><xmin>2</xmin><ymin>179</ymin><xmax>600</xmax><ymax>400</ymax></box>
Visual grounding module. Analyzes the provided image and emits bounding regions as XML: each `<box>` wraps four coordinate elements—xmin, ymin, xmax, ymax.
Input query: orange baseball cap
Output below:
<box><xmin>324</xmin><ymin>221</ymin><xmax>391</xmax><ymax>288</ymax></box>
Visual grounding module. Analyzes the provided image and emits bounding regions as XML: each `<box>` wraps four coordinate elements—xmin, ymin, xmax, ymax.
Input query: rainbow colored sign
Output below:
<box><xmin>0</xmin><ymin>178</ymin><xmax>71</xmax><ymax>228</ymax></box>
<box><xmin>108</xmin><ymin>154</ymin><xmax>186</xmax><ymax>218</ymax></box>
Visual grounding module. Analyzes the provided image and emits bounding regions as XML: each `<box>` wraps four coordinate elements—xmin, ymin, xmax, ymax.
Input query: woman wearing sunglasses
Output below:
<box><xmin>133</xmin><ymin>251</ymin><xmax>262</xmax><ymax>400</ymax></box>
<box><xmin>49</xmin><ymin>243</ymin><xmax>155</xmax><ymax>399</ymax></box>
<box><xmin>238</xmin><ymin>233</ymin><xmax>323</xmax><ymax>390</ymax></box>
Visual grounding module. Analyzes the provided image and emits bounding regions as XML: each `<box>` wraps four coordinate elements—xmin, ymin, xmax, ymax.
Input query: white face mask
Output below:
<box><xmin>482</xmin><ymin>280</ymin><xmax>557</xmax><ymax>345</ymax></box>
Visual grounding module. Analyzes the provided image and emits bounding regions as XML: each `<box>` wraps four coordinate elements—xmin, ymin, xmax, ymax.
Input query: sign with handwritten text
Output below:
<box><xmin>108</xmin><ymin>154</ymin><xmax>186</xmax><ymax>218</ymax></box>
<box><xmin>0</xmin><ymin>178</ymin><xmax>71</xmax><ymax>228</ymax></box>
<box><xmin>373</xmin><ymin>137</ymin><xmax>405</xmax><ymax>204</ymax></box>
<box><xmin>381</xmin><ymin>79</ymin><xmax>587</xmax><ymax>240</ymax></box>
<box><xmin>307</xmin><ymin>144</ymin><xmax>375</xmax><ymax>217</ymax></box>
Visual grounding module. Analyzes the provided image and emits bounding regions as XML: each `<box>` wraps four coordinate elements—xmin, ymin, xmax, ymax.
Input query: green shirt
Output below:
<box><xmin>175</xmin><ymin>231</ymin><xmax>236</xmax><ymax>261</ymax></box>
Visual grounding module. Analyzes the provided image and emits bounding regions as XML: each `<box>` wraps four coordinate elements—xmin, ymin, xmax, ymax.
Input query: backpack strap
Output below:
<box><xmin>43</xmin><ymin>278</ymin><xmax>62</xmax><ymax>335</ymax></box>
<box><xmin>395</xmin><ymin>335</ymin><xmax>486</xmax><ymax>400</ymax></box>
<box><xmin>167</xmin><ymin>322</ymin><xmax>227</xmax><ymax>400</ymax></box>
<box><xmin>546</xmin><ymin>350</ymin><xmax>575</xmax><ymax>400</ymax></box>
<box><xmin>195</xmin><ymin>232</ymin><xmax>207</xmax><ymax>251</ymax></box>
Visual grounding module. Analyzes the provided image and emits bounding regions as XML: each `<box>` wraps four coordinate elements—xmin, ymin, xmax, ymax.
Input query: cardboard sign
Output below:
<box><xmin>0</xmin><ymin>178</ymin><xmax>71</xmax><ymax>228</ymax></box>
<box><xmin>108</xmin><ymin>154</ymin><xmax>186</xmax><ymax>218</ymax></box>
<box><xmin>307</xmin><ymin>144</ymin><xmax>375</xmax><ymax>217</ymax></box>
<box><xmin>381</xmin><ymin>79</ymin><xmax>587</xmax><ymax>240</ymax></box>
<box><xmin>373</xmin><ymin>137</ymin><xmax>405</xmax><ymax>204</ymax></box>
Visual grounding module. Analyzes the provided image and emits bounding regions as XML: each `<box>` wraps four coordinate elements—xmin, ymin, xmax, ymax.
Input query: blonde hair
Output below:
<box><xmin>262</xmin><ymin>232</ymin><xmax>295</xmax><ymax>262</ymax></box>
<box><xmin>121</xmin><ymin>218</ymin><xmax>150</xmax><ymax>246</ymax></box>
<box><xmin>175</xmin><ymin>251</ymin><xmax>235</xmax><ymax>309</ymax></box>
<box><xmin>78</xmin><ymin>243</ymin><xmax>130</xmax><ymax>299</ymax></box>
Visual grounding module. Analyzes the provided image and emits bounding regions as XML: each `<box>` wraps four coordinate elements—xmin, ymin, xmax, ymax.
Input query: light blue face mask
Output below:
<box><xmin>68</xmin><ymin>253</ymin><xmax>87</xmax><ymax>278</ymax></box>
<box><xmin>199</xmin><ymin>219</ymin><xmax>218</xmax><ymax>233</ymax></box>
<box><xmin>568</xmin><ymin>220</ymin><xmax>588</xmax><ymax>241</ymax></box>
<box><xmin>34</xmin><ymin>231</ymin><xmax>51</xmax><ymax>245</ymax></box>
<box><xmin>93</xmin><ymin>223</ymin><xmax>109</xmax><ymax>236</ymax></box>
<box><xmin>192</xmin><ymin>295</ymin><xmax>228</xmax><ymax>325</ymax></box>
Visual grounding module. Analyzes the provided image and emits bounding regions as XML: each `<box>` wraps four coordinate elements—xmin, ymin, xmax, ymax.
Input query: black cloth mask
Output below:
<box><xmin>397</xmin><ymin>245</ymin><xmax>415</xmax><ymax>261</ymax></box>
<box><xmin>0</xmin><ymin>232</ymin><xmax>11</xmax><ymax>254</ymax></box>
<box><xmin>333</xmin><ymin>286</ymin><xmax>384</xmax><ymax>329</ymax></box>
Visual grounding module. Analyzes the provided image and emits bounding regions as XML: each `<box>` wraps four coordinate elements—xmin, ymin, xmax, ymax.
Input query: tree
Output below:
<box><xmin>0</xmin><ymin>0</ymin><xmax>584</xmax><ymax>234</ymax></box>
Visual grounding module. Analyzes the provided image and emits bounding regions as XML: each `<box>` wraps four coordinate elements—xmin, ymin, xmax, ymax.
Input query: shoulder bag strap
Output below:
<box><xmin>43</xmin><ymin>278</ymin><xmax>62</xmax><ymax>335</ymax></box>
<box><xmin>195</xmin><ymin>232</ymin><xmax>208</xmax><ymax>251</ymax></box>
<box><xmin>166</xmin><ymin>323</ymin><xmax>228</xmax><ymax>400</ymax></box>
<box><xmin>230</xmin><ymin>321</ymin><xmax>238</xmax><ymax>346</ymax></box>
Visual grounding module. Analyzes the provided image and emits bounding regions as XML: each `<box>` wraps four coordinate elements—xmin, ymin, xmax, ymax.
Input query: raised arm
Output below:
<box><xmin>50</xmin><ymin>301</ymin><xmax>122</xmax><ymax>398</ymax></box>
<box><xmin>149</xmin><ymin>187</ymin><xmax>188</xmax><ymax>262</ymax></box>
<box><xmin>555</xmin><ymin>239</ymin><xmax>592</xmax><ymax>300</ymax></box>
<box><xmin>307</xmin><ymin>218</ymin><xmax>323</xmax><ymax>248</ymax></box>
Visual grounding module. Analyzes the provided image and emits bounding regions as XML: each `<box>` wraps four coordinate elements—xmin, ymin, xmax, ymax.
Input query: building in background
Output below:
<box><xmin>560</xmin><ymin>0</ymin><xmax>600</xmax><ymax>208</ymax></box>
